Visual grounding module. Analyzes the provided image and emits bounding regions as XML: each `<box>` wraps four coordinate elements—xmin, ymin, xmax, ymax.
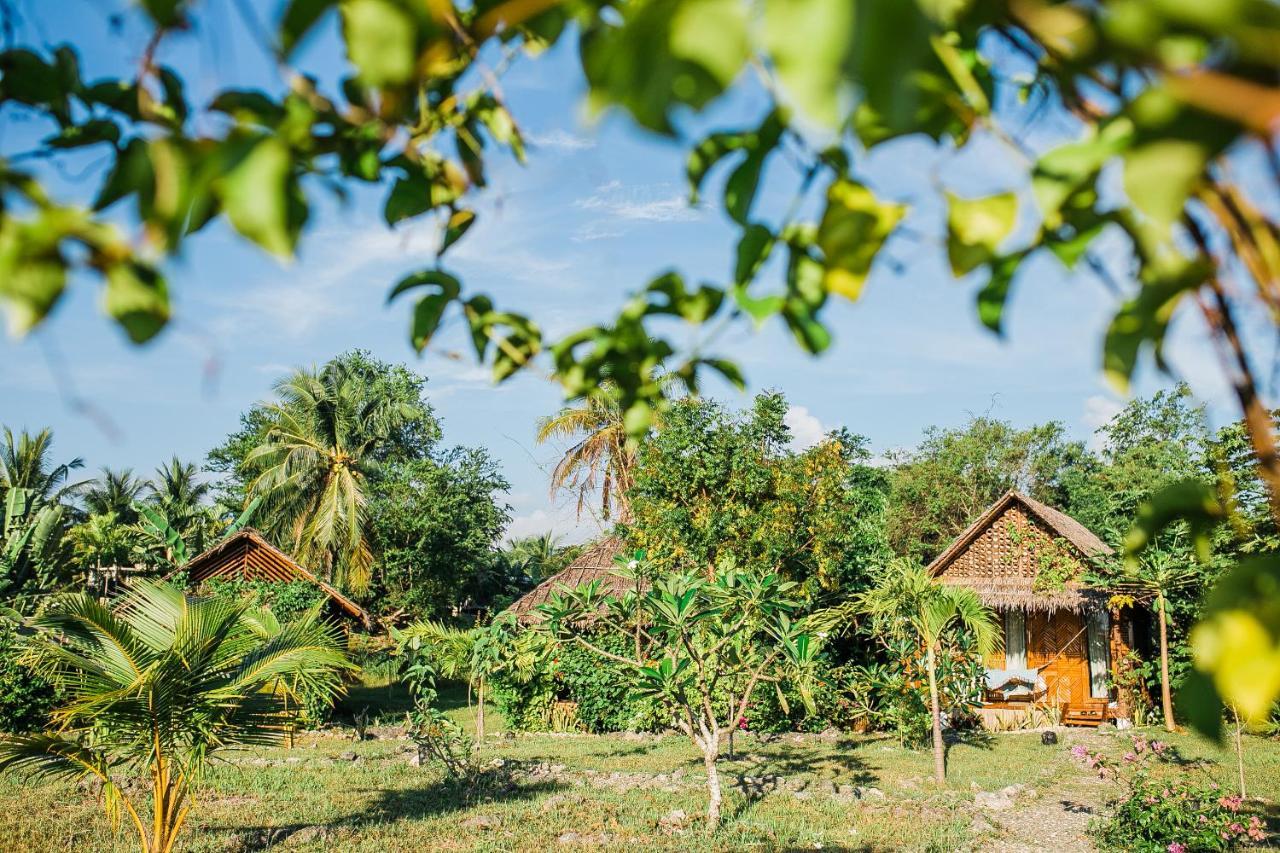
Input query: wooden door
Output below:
<box><xmin>1026</xmin><ymin>610</ymin><xmax>1090</xmax><ymax>707</ymax></box>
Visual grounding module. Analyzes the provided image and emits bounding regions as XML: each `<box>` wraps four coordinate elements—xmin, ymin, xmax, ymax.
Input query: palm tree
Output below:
<box><xmin>67</xmin><ymin>511</ymin><xmax>135</xmax><ymax>568</ymax></box>
<box><xmin>244</xmin><ymin>362</ymin><xmax>420</xmax><ymax>593</ymax></box>
<box><xmin>536</xmin><ymin>386</ymin><xmax>637</xmax><ymax>522</ymax></box>
<box><xmin>147</xmin><ymin>457</ymin><xmax>213</xmax><ymax>528</ymax></box>
<box><xmin>0</xmin><ymin>581</ymin><xmax>352</xmax><ymax>853</ymax></box>
<box><xmin>82</xmin><ymin>467</ymin><xmax>147</xmax><ymax>524</ymax></box>
<box><xmin>0</xmin><ymin>426</ymin><xmax>86</xmax><ymax>503</ymax></box>
<box><xmin>856</xmin><ymin>562</ymin><xmax>1001</xmax><ymax>783</ymax></box>
<box><xmin>1111</xmin><ymin>547</ymin><xmax>1201</xmax><ymax>732</ymax></box>
<box><xmin>503</xmin><ymin>532</ymin><xmax>566</xmax><ymax>581</ymax></box>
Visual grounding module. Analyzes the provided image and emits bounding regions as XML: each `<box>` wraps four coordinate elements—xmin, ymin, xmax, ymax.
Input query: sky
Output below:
<box><xmin>0</xmin><ymin>1</ymin><xmax>1242</xmax><ymax>545</ymax></box>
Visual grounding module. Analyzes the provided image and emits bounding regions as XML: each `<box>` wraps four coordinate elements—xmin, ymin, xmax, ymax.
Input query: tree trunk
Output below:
<box><xmin>1158</xmin><ymin>595</ymin><xmax>1175</xmax><ymax>732</ymax></box>
<box><xmin>701</xmin><ymin>734</ymin><xmax>722</xmax><ymax>832</ymax></box>
<box><xmin>926</xmin><ymin>644</ymin><xmax>946</xmax><ymax>784</ymax></box>
<box><xmin>1232</xmin><ymin>706</ymin><xmax>1247</xmax><ymax>798</ymax></box>
<box><xmin>477</xmin><ymin>679</ymin><xmax>486</xmax><ymax>742</ymax></box>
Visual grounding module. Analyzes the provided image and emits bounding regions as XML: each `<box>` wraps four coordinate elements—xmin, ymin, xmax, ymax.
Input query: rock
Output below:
<box><xmin>836</xmin><ymin>784</ymin><xmax>855</xmax><ymax>797</ymax></box>
<box><xmin>974</xmin><ymin>791</ymin><xmax>1016</xmax><ymax>810</ymax></box>
<box><xmin>817</xmin><ymin>726</ymin><xmax>842</xmax><ymax>741</ymax></box>
<box><xmin>970</xmin><ymin>815</ymin><xmax>996</xmax><ymax>835</ymax></box>
<box><xmin>657</xmin><ymin>808</ymin><xmax>689</xmax><ymax>835</ymax></box>
<box><xmin>557</xmin><ymin>831</ymin><xmax>613</xmax><ymax>845</ymax></box>
<box><xmin>856</xmin><ymin>786</ymin><xmax>885</xmax><ymax>800</ymax></box>
<box><xmin>282</xmin><ymin>826</ymin><xmax>330</xmax><ymax>847</ymax></box>
<box><xmin>460</xmin><ymin>816</ymin><xmax>497</xmax><ymax>830</ymax></box>
<box><xmin>338</xmin><ymin>751</ymin><xmax>358</xmax><ymax>761</ymax></box>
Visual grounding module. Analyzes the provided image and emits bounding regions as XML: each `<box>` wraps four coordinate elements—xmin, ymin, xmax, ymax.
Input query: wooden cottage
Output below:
<box><xmin>506</xmin><ymin>537</ymin><xmax>635</xmax><ymax>625</ymax></box>
<box><xmin>928</xmin><ymin>490</ymin><xmax>1137</xmax><ymax>728</ymax></box>
<box><xmin>177</xmin><ymin>528</ymin><xmax>373</xmax><ymax>630</ymax></box>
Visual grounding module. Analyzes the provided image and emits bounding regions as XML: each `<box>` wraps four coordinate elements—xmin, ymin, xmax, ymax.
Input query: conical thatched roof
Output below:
<box><xmin>506</xmin><ymin>537</ymin><xmax>636</xmax><ymax>625</ymax></box>
<box><xmin>928</xmin><ymin>490</ymin><xmax>1114</xmax><ymax>613</ymax></box>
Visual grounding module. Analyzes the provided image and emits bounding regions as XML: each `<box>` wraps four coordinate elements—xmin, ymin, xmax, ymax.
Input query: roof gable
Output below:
<box><xmin>926</xmin><ymin>491</ymin><xmax>1114</xmax><ymax>612</ymax></box>
<box><xmin>177</xmin><ymin>529</ymin><xmax>372</xmax><ymax>628</ymax></box>
<box><xmin>506</xmin><ymin>537</ymin><xmax>638</xmax><ymax>625</ymax></box>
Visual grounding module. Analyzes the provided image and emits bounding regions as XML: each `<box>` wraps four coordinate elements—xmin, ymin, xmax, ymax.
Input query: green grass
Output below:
<box><xmin>2</xmin><ymin>689</ymin><xmax>1278</xmax><ymax>852</ymax></box>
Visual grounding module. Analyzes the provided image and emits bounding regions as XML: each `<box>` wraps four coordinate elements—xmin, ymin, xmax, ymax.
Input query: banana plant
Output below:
<box><xmin>135</xmin><ymin>497</ymin><xmax>261</xmax><ymax>571</ymax></box>
<box><xmin>1</xmin><ymin>488</ymin><xmax>71</xmax><ymax>607</ymax></box>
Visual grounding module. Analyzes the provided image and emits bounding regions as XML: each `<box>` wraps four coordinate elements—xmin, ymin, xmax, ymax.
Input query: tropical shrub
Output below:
<box><xmin>1073</xmin><ymin>736</ymin><xmax>1266</xmax><ymax>852</ymax></box>
<box><xmin>203</xmin><ymin>578</ymin><xmax>326</xmax><ymax>625</ymax></box>
<box><xmin>0</xmin><ymin>581</ymin><xmax>352</xmax><ymax>853</ymax></box>
<box><xmin>0</xmin><ymin>623</ymin><xmax>58</xmax><ymax>734</ymax></box>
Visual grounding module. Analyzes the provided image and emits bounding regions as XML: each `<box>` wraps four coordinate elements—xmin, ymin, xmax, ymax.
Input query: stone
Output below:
<box><xmin>460</xmin><ymin>816</ymin><xmax>497</xmax><ymax>830</ymax></box>
<box><xmin>974</xmin><ymin>791</ymin><xmax>1016</xmax><ymax>810</ymax></box>
<box><xmin>970</xmin><ymin>815</ymin><xmax>997</xmax><ymax>835</ymax></box>
<box><xmin>657</xmin><ymin>809</ymin><xmax>689</xmax><ymax>835</ymax></box>
<box><xmin>282</xmin><ymin>826</ymin><xmax>330</xmax><ymax>847</ymax></box>
<box><xmin>817</xmin><ymin>726</ymin><xmax>842</xmax><ymax>741</ymax></box>
<box><xmin>856</xmin><ymin>786</ymin><xmax>885</xmax><ymax>800</ymax></box>
<box><xmin>338</xmin><ymin>751</ymin><xmax>358</xmax><ymax>761</ymax></box>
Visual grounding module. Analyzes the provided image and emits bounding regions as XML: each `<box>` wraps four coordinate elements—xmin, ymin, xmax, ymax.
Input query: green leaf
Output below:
<box><xmin>946</xmin><ymin>191</ymin><xmax>1018</xmax><ymax>276</ymax></box>
<box><xmin>1177</xmin><ymin>669</ymin><xmax>1223</xmax><ymax>742</ymax></box>
<box><xmin>0</xmin><ymin>255</ymin><xmax>66</xmax><ymax>337</ymax></box>
<box><xmin>387</xmin><ymin>268</ymin><xmax>462</xmax><ymax>303</ymax></box>
<box><xmin>209</xmin><ymin>90</ymin><xmax>287</xmax><ymax>125</ymax></box>
<box><xmin>817</xmin><ymin>179</ymin><xmax>905</xmax><ymax>300</ymax></box>
<box><xmin>103</xmin><ymin>262</ymin><xmax>170</xmax><ymax>343</ymax></box>
<box><xmin>280</xmin><ymin>0</ymin><xmax>338</xmax><ymax>56</ymax></box>
<box><xmin>975</xmin><ymin>252</ymin><xmax>1024</xmax><ymax>334</ymax></box>
<box><xmin>1122</xmin><ymin>140</ymin><xmax>1207</xmax><ymax>232</ymax></box>
<box><xmin>1191</xmin><ymin>555</ymin><xmax>1280</xmax><ymax>724</ymax></box>
<box><xmin>734</xmin><ymin>223</ymin><xmax>774</xmax><ymax>285</ymax></box>
<box><xmin>1032</xmin><ymin>119</ymin><xmax>1133</xmax><ymax>228</ymax></box>
<box><xmin>1102</xmin><ymin>261</ymin><xmax>1209</xmax><ymax>392</ymax></box>
<box><xmin>762</xmin><ymin>0</ymin><xmax>854</xmax><ymax>127</ymax></box>
<box><xmin>342</xmin><ymin>0</ymin><xmax>418</xmax><ymax>88</ymax></box>
<box><xmin>686</xmin><ymin>131</ymin><xmax>749</xmax><ymax>202</ymax></box>
<box><xmin>387</xmin><ymin>268</ymin><xmax>461</xmax><ymax>352</ymax></box>
<box><xmin>217</xmin><ymin>138</ymin><xmax>300</xmax><ymax>258</ymax></box>
<box><xmin>439</xmin><ymin>209</ymin><xmax>476</xmax><ymax>257</ymax></box>
<box><xmin>139</xmin><ymin>0</ymin><xmax>185</xmax><ymax>27</ymax></box>
<box><xmin>668</xmin><ymin>0</ymin><xmax>749</xmax><ymax>89</ymax></box>
<box><xmin>1124</xmin><ymin>480</ymin><xmax>1225</xmax><ymax>564</ymax></box>
<box><xmin>43</xmin><ymin>119</ymin><xmax>120</xmax><ymax>150</ymax></box>
<box><xmin>723</xmin><ymin>113</ymin><xmax>784</xmax><ymax>225</ymax></box>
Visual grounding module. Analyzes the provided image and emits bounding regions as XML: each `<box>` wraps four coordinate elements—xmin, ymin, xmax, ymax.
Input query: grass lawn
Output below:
<box><xmin>2</xmin><ymin>686</ymin><xmax>1278</xmax><ymax>851</ymax></box>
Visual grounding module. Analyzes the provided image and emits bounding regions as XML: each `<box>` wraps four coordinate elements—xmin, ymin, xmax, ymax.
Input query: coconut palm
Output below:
<box><xmin>503</xmin><ymin>532</ymin><xmax>567</xmax><ymax>581</ymax></box>
<box><xmin>856</xmin><ymin>562</ymin><xmax>1001</xmax><ymax>783</ymax></box>
<box><xmin>0</xmin><ymin>426</ymin><xmax>85</xmax><ymax>504</ymax></box>
<box><xmin>67</xmin><ymin>511</ymin><xmax>135</xmax><ymax>569</ymax></box>
<box><xmin>82</xmin><ymin>467</ymin><xmax>147</xmax><ymax>524</ymax></box>
<box><xmin>147</xmin><ymin>457</ymin><xmax>213</xmax><ymax>529</ymax></box>
<box><xmin>536</xmin><ymin>387</ymin><xmax>637</xmax><ymax>522</ymax></box>
<box><xmin>0</xmin><ymin>581</ymin><xmax>352</xmax><ymax>853</ymax></box>
<box><xmin>244</xmin><ymin>362</ymin><xmax>420</xmax><ymax>593</ymax></box>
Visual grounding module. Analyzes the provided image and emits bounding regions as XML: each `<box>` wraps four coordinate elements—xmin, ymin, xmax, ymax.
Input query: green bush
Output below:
<box><xmin>202</xmin><ymin>578</ymin><xmax>326</xmax><ymax>624</ymax></box>
<box><xmin>0</xmin><ymin>623</ymin><xmax>59</xmax><ymax>733</ymax></box>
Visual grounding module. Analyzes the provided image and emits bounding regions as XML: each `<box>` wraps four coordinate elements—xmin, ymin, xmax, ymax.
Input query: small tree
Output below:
<box><xmin>855</xmin><ymin>562</ymin><xmax>1000</xmax><ymax>783</ymax></box>
<box><xmin>0</xmin><ymin>581</ymin><xmax>352</xmax><ymax>853</ymax></box>
<box><xmin>537</xmin><ymin>560</ymin><xmax>820</xmax><ymax>831</ymax></box>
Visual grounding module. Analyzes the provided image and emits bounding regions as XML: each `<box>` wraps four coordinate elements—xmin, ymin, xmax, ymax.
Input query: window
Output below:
<box><xmin>1086</xmin><ymin>610</ymin><xmax>1111</xmax><ymax>699</ymax></box>
<box><xmin>1004</xmin><ymin>610</ymin><xmax>1026</xmax><ymax>671</ymax></box>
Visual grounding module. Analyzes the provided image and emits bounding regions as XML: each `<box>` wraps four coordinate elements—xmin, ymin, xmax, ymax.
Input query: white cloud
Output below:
<box><xmin>1082</xmin><ymin>394</ymin><xmax>1123</xmax><ymax>451</ymax></box>
<box><xmin>573</xmin><ymin>182</ymin><xmax>701</xmax><ymax>223</ymax></box>
<box><xmin>504</xmin><ymin>506</ymin><xmax>601</xmax><ymax>545</ymax></box>
<box><xmin>784</xmin><ymin>404</ymin><xmax>827</xmax><ymax>450</ymax></box>
<box><xmin>526</xmin><ymin>129</ymin><xmax>596</xmax><ymax>152</ymax></box>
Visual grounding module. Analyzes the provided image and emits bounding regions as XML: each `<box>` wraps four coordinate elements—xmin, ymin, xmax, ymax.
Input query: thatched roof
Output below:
<box><xmin>928</xmin><ymin>490</ymin><xmax>1114</xmax><ymax>613</ymax></box>
<box><xmin>173</xmin><ymin>529</ymin><xmax>373</xmax><ymax>629</ymax></box>
<box><xmin>506</xmin><ymin>537</ymin><xmax>637</xmax><ymax>625</ymax></box>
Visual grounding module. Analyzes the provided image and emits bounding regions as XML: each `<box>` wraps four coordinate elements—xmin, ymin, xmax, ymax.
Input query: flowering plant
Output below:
<box><xmin>1071</xmin><ymin>736</ymin><xmax>1266</xmax><ymax>852</ymax></box>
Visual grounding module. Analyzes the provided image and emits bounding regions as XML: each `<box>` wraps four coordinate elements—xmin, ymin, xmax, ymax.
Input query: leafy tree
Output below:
<box><xmin>886</xmin><ymin>417</ymin><xmax>1086</xmax><ymax>564</ymax></box>
<box><xmin>537</xmin><ymin>385</ymin><xmax>637</xmax><ymax>522</ymax></box>
<box><xmin>0</xmin><ymin>427</ymin><xmax>85</xmax><ymax>505</ymax></box>
<box><xmin>0</xmin><ymin>581</ymin><xmax>352</xmax><ymax>853</ymax></box>
<box><xmin>66</xmin><ymin>511</ymin><xmax>135</xmax><ymax>570</ymax></box>
<box><xmin>5</xmin><ymin>1</ymin><xmax>1280</xmax><ymax>725</ymax></box>
<box><xmin>368</xmin><ymin>449</ymin><xmax>511</xmax><ymax>619</ymax></box>
<box><xmin>626</xmin><ymin>391</ymin><xmax>889</xmax><ymax>595</ymax></box>
<box><xmin>80</xmin><ymin>468</ymin><xmax>147</xmax><ymax>525</ymax></box>
<box><xmin>501</xmin><ymin>533</ymin><xmax>577</xmax><ymax>582</ymax></box>
<box><xmin>145</xmin><ymin>457</ymin><xmax>214</xmax><ymax>543</ymax></box>
<box><xmin>854</xmin><ymin>562</ymin><xmax>1000</xmax><ymax>783</ymax></box>
<box><xmin>538</xmin><ymin>562</ymin><xmax>821</xmax><ymax>831</ymax></box>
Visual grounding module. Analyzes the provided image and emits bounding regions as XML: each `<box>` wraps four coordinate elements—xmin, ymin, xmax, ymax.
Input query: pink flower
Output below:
<box><xmin>1219</xmin><ymin>795</ymin><xmax>1243</xmax><ymax>812</ymax></box>
<box><xmin>1167</xmin><ymin>843</ymin><xmax>1187</xmax><ymax>853</ymax></box>
<box><xmin>1070</xmin><ymin>745</ymin><xmax>1088</xmax><ymax>759</ymax></box>
<box><xmin>1229</xmin><ymin>822</ymin><xmax>1244</xmax><ymax>836</ymax></box>
<box><xmin>1134</xmin><ymin>738</ymin><xmax>1147</xmax><ymax>753</ymax></box>
<box><xmin>1199</xmin><ymin>815</ymin><xmax>1209</xmax><ymax>824</ymax></box>
<box><xmin>1151</xmin><ymin>741</ymin><xmax>1168</xmax><ymax>754</ymax></box>
<box><xmin>1123</xmin><ymin>752</ymin><xmax>1138</xmax><ymax>763</ymax></box>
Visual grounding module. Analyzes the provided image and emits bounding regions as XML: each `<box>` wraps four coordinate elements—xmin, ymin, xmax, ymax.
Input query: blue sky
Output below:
<box><xmin>1</xmin><ymin>1</ymin><xmax>1236</xmax><ymax>544</ymax></box>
